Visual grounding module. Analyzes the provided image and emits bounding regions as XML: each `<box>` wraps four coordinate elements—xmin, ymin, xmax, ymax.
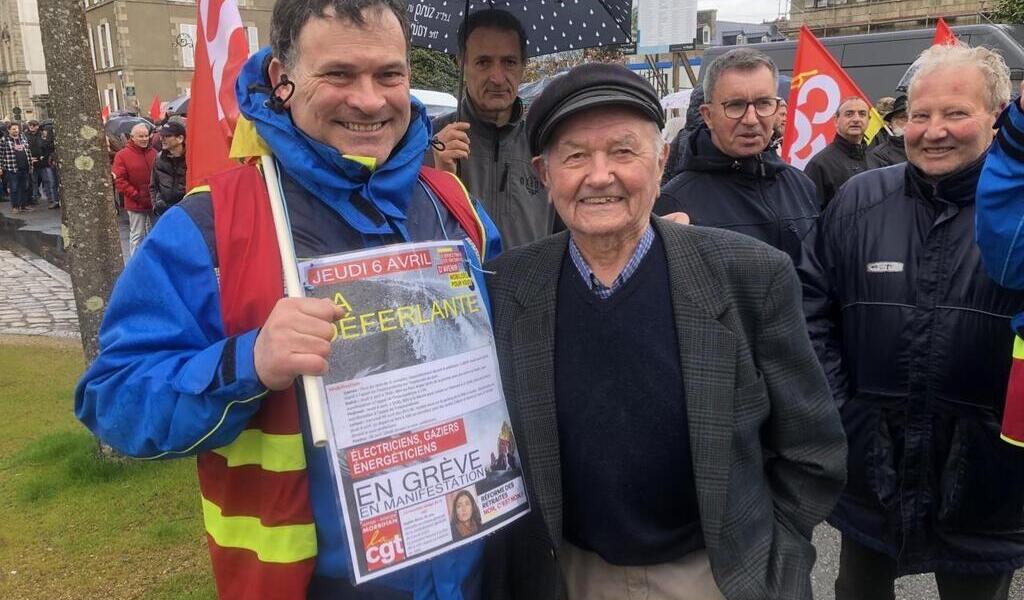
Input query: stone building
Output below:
<box><xmin>83</xmin><ymin>0</ymin><xmax>273</xmax><ymax>115</ymax></box>
<box><xmin>787</xmin><ymin>0</ymin><xmax>994</xmax><ymax>37</ymax></box>
<box><xmin>0</xmin><ymin>0</ymin><xmax>49</xmax><ymax>120</ymax></box>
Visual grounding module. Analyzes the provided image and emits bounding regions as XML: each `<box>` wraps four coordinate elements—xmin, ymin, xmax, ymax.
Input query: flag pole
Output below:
<box><xmin>260</xmin><ymin>154</ymin><xmax>330</xmax><ymax>447</ymax></box>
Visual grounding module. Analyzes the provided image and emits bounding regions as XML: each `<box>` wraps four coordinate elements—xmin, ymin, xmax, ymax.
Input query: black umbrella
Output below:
<box><xmin>406</xmin><ymin>0</ymin><xmax>634</xmax><ymax>58</ymax></box>
<box><xmin>104</xmin><ymin>115</ymin><xmax>153</xmax><ymax>153</ymax></box>
<box><xmin>164</xmin><ymin>92</ymin><xmax>190</xmax><ymax>117</ymax></box>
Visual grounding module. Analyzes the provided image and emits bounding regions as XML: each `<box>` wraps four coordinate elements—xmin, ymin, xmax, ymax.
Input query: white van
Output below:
<box><xmin>411</xmin><ymin>89</ymin><xmax>458</xmax><ymax>119</ymax></box>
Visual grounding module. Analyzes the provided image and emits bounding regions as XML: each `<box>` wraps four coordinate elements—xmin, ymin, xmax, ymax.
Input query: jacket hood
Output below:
<box><xmin>682</xmin><ymin>125</ymin><xmax>787</xmax><ymax>179</ymax></box>
<box><xmin>235</xmin><ymin>47</ymin><xmax>432</xmax><ymax>238</ymax></box>
<box><xmin>683</xmin><ymin>87</ymin><xmax>705</xmax><ymax>134</ymax></box>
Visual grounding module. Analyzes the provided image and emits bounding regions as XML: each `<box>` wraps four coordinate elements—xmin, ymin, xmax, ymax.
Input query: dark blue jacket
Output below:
<box><xmin>809</xmin><ymin>157</ymin><xmax>1024</xmax><ymax>575</ymax></box>
<box><xmin>655</xmin><ymin>125</ymin><xmax>820</xmax><ymax>269</ymax></box>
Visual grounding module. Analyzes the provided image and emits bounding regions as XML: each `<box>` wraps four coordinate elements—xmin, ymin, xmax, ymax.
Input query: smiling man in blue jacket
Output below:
<box><xmin>75</xmin><ymin>1</ymin><xmax>500</xmax><ymax>598</ymax></box>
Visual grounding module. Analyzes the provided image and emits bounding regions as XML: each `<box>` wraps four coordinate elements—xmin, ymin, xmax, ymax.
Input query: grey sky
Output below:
<box><xmin>697</xmin><ymin>0</ymin><xmax>787</xmax><ymax>23</ymax></box>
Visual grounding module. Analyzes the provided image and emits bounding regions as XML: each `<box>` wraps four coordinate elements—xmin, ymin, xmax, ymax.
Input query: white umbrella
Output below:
<box><xmin>661</xmin><ymin>89</ymin><xmax>694</xmax><ymax>111</ymax></box>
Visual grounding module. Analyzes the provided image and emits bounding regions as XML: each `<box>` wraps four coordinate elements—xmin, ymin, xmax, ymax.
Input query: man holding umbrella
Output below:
<box><xmin>429</xmin><ymin>9</ymin><xmax>552</xmax><ymax>248</ymax></box>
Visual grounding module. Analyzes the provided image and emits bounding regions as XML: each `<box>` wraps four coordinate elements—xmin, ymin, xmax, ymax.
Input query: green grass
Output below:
<box><xmin>0</xmin><ymin>336</ymin><xmax>215</xmax><ymax>599</ymax></box>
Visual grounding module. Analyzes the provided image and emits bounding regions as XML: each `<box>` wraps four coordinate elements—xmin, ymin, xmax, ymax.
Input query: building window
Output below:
<box><xmin>180</xmin><ymin>23</ymin><xmax>197</xmax><ymax>68</ymax></box>
<box><xmin>702</xmin><ymin>26</ymin><xmax>710</xmax><ymax>45</ymax></box>
<box><xmin>96</xmin><ymin>24</ymin><xmax>106</xmax><ymax>68</ymax></box>
<box><xmin>101</xmin><ymin>22</ymin><xmax>114</xmax><ymax>67</ymax></box>
<box><xmin>88</xmin><ymin>26</ymin><xmax>97</xmax><ymax>70</ymax></box>
<box><xmin>736</xmin><ymin>33</ymin><xmax>745</xmax><ymax>45</ymax></box>
<box><xmin>104</xmin><ymin>87</ymin><xmax>119</xmax><ymax>111</ymax></box>
<box><xmin>246</xmin><ymin>26</ymin><xmax>259</xmax><ymax>56</ymax></box>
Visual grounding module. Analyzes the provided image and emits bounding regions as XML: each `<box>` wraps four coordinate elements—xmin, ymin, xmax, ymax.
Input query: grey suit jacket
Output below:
<box><xmin>483</xmin><ymin>217</ymin><xmax>846</xmax><ymax>600</ymax></box>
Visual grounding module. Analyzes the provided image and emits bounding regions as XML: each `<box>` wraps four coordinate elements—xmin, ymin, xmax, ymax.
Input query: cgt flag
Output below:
<box><xmin>782</xmin><ymin>26</ymin><xmax>886</xmax><ymax>170</ymax></box>
<box><xmin>185</xmin><ymin>0</ymin><xmax>249</xmax><ymax>190</ymax></box>
<box><xmin>933</xmin><ymin>17</ymin><xmax>958</xmax><ymax>46</ymax></box>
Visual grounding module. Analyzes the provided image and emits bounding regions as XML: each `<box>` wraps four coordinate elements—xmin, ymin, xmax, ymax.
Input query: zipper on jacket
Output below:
<box><xmin>499</xmin><ymin>162</ymin><xmax>510</xmax><ymax>192</ymax></box>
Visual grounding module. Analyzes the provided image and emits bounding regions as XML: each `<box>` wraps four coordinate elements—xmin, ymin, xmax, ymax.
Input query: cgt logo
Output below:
<box><xmin>787</xmin><ymin>72</ymin><xmax>841</xmax><ymax>170</ymax></box>
<box><xmin>365</xmin><ymin>534</ymin><xmax>406</xmax><ymax>569</ymax></box>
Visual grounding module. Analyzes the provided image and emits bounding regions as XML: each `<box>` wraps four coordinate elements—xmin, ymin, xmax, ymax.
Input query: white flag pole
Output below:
<box><xmin>260</xmin><ymin>154</ymin><xmax>330</xmax><ymax>447</ymax></box>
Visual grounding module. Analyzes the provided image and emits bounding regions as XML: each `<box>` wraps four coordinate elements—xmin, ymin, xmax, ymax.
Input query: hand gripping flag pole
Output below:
<box><xmin>260</xmin><ymin>153</ymin><xmax>330</xmax><ymax>447</ymax></box>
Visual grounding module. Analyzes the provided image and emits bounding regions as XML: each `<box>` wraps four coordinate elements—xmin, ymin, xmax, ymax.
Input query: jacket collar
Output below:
<box><xmin>905</xmin><ymin>150</ymin><xmax>987</xmax><ymax>207</ymax></box>
<box><xmin>510</xmin><ymin>216</ymin><xmax>727</xmax><ymax>321</ymax></box>
<box><xmin>683</xmin><ymin>125</ymin><xmax>786</xmax><ymax>179</ymax></box>
<box><xmin>459</xmin><ymin>95</ymin><xmax>524</xmax><ymax>137</ymax></box>
<box><xmin>832</xmin><ymin>133</ymin><xmax>866</xmax><ymax>159</ymax></box>
<box><xmin>236</xmin><ymin>47</ymin><xmax>431</xmax><ymax>238</ymax></box>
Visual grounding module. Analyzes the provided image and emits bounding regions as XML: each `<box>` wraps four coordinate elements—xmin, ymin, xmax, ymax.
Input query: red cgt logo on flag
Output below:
<box><xmin>782</xmin><ymin>26</ymin><xmax>876</xmax><ymax>170</ymax></box>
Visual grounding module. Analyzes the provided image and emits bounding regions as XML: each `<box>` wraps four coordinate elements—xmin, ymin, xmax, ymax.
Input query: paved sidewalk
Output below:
<box><xmin>0</xmin><ymin>244</ymin><xmax>80</xmax><ymax>339</ymax></box>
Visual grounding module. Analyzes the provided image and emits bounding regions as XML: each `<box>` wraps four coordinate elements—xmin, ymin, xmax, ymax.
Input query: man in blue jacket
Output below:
<box><xmin>810</xmin><ymin>44</ymin><xmax>1024</xmax><ymax>600</ymax></box>
<box><xmin>75</xmin><ymin>1</ymin><xmax>500</xmax><ymax>598</ymax></box>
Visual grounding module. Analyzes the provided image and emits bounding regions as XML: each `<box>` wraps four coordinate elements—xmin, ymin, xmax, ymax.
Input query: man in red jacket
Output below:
<box><xmin>112</xmin><ymin>123</ymin><xmax>157</xmax><ymax>256</ymax></box>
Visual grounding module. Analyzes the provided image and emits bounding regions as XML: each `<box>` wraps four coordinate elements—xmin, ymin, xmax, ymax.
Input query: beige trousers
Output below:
<box><xmin>560</xmin><ymin>541</ymin><xmax>727</xmax><ymax>600</ymax></box>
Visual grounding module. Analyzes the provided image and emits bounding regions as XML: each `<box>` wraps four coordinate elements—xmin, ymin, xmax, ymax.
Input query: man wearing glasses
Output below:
<box><xmin>655</xmin><ymin>48</ymin><xmax>821</xmax><ymax>272</ymax></box>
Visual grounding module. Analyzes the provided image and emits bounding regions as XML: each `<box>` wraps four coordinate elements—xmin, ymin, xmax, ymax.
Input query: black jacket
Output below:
<box><xmin>866</xmin><ymin>135</ymin><xmax>906</xmax><ymax>169</ymax></box>
<box><xmin>25</xmin><ymin>130</ymin><xmax>54</xmax><ymax>164</ymax></box>
<box><xmin>149</xmin><ymin>149</ymin><xmax>186</xmax><ymax>214</ymax></box>
<box><xmin>655</xmin><ymin>125</ymin><xmax>820</xmax><ymax>268</ymax></box>
<box><xmin>807</xmin><ymin>158</ymin><xmax>1024</xmax><ymax>575</ymax></box>
<box><xmin>804</xmin><ymin>135</ymin><xmax>869</xmax><ymax>209</ymax></box>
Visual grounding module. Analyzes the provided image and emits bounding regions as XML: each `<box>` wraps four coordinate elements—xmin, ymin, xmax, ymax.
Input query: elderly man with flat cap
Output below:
<box><xmin>482</xmin><ymin>63</ymin><xmax>846</xmax><ymax>600</ymax></box>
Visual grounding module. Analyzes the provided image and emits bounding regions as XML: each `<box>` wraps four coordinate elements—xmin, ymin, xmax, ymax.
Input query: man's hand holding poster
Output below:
<box><xmin>299</xmin><ymin>241</ymin><xmax>530</xmax><ymax>584</ymax></box>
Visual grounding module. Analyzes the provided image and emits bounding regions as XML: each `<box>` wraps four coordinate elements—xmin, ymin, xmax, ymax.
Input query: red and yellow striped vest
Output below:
<box><xmin>199</xmin><ymin>163</ymin><xmax>486</xmax><ymax>599</ymax></box>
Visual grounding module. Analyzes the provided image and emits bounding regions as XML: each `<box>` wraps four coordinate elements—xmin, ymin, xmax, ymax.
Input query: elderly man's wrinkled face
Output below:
<box><xmin>130</xmin><ymin>125</ymin><xmax>150</xmax><ymax>148</ymax></box>
<box><xmin>701</xmin><ymin>65</ymin><xmax>778</xmax><ymax>158</ymax></box>
<box><xmin>533</xmin><ymin>106</ymin><xmax>666</xmax><ymax>245</ymax></box>
<box><xmin>906</xmin><ymin>65</ymin><xmax>1000</xmax><ymax>178</ymax></box>
<box><xmin>269</xmin><ymin>7</ymin><xmax>411</xmax><ymax>165</ymax></box>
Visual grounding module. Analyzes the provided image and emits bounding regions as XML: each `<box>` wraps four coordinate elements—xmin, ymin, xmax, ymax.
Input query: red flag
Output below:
<box><xmin>186</xmin><ymin>0</ymin><xmax>249</xmax><ymax>190</ymax></box>
<box><xmin>101</xmin><ymin>105</ymin><xmax>110</xmax><ymax>123</ymax></box>
<box><xmin>149</xmin><ymin>95</ymin><xmax>162</xmax><ymax>123</ymax></box>
<box><xmin>782</xmin><ymin>26</ymin><xmax>878</xmax><ymax>170</ymax></box>
<box><xmin>933</xmin><ymin>17</ymin><xmax>957</xmax><ymax>46</ymax></box>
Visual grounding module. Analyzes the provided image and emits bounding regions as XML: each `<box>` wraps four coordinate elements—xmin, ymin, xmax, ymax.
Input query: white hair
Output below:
<box><xmin>908</xmin><ymin>44</ymin><xmax>1012</xmax><ymax>113</ymax></box>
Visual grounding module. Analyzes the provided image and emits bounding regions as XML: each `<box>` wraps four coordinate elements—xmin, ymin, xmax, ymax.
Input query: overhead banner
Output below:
<box><xmin>299</xmin><ymin>240</ymin><xmax>530</xmax><ymax>584</ymax></box>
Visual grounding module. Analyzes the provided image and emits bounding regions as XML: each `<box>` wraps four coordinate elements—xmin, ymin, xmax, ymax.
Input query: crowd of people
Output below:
<box><xmin>71</xmin><ymin>1</ymin><xmax>1024</xmax><ymax>599</ymax></box>
<box><xmin>0</xmin><ymin>118</ymin><xmax>60</xmax><ymax>213</ymax></box>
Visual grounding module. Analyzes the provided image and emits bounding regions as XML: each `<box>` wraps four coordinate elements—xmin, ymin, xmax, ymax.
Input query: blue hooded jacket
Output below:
<box><xmin>977</xmin><ymin>99</ymin><xmax>1024</xmax><ymax>334</ymax></box>
<box><xmin>76</xmin><ymin>49</ymin><xmax>501</xmax><ymax>599</ymax></box>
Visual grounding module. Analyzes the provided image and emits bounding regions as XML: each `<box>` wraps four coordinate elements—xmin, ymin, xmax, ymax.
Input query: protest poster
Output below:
<box><xmin>299</xmin><ymin>240</ymin><xmax>530</xmax><ymax>584</ymax></box>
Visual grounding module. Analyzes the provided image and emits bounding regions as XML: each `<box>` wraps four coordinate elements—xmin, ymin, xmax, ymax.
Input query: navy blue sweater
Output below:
<box><xmin>554</xmin><ymin>234</ymin><xmax>703</xmax><ymax>565</ymax></box>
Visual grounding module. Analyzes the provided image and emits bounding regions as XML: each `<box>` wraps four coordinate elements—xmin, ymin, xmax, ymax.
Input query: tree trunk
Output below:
<box><xmin>36</xmin><ymin>0</ymin><xmax>125</xmax><ymax>363</ymax></box>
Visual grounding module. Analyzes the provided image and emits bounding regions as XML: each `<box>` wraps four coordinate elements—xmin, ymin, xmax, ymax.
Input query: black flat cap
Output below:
<box><xmin>526</xmin><ymin>63</ymin><xmax>665</xmax><ymax>156</ymax></box>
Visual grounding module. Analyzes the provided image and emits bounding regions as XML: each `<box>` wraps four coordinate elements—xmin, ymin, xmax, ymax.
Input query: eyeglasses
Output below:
<box><xmin>719</xmin><ymin>97</ymin><xmax>782</xmax><ymax>120</ymax></box>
